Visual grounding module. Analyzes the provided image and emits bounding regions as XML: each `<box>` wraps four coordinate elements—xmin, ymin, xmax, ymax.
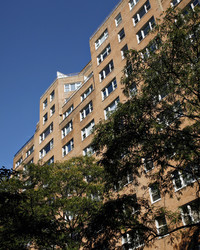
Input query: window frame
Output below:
<box><xmin>63</xmin><ymin>105</ymin><xmax>74</xmax><ymax>120</ymax></box>
<box><xmin>39</xmin><ymin>123</ymin><xmax>53</xmax><ymax>143</ymax></box>
<box><xmin>99</xmin><ymin>60</ymin><xmax>114</xmax><ymax>82</ymax></box>
<box><xmin>43</xmin><ymin>98</ymin><xmax>47</xmax><ymax>110</ymax></box>
<box><xmin>50</xmin><ymin>104</ymin><xmax>55</xmax><ymax>117</ymax></box>
<box><xmin>50</xmin><ymin>90</ymin><xmax>55</xmax><ymax>102</ymax></box>
<box><xmin>133</xmin><ymin>0</ymin><xmax>151</xmax><ymax>26</ymax></box>
<box><xmin>129</xmin><ymin>0</ymin><xmax>139</xmax><ymax>10</ymax></box>
<box><xmin>101</xmin><ymin>78</ymin><xmax>117</xmax><ymax>100</ymax></box>
<box><xmin>97</xmin><ymin>44</ymin><xmax>111</xmax><ymax>65</ymax></box>
<box><xmin>104</xmin><ymin>97</ymin><xmax>120</xmax><ymax>120</ymax></box>
<box><xmin>136</xmin><ymin>16</ymin><xmax>155</xmax><ymax>43</ymax></box>
<box><xmin>118</xmin><ymin>28</ymin><xmax>125</xmax><ymax>42</ymax></box>
<box><xmin>81</xmin><ymin>85</ymin><xmax>93</xmax><ymax>102</ymax></box>
<box><xmin>39</xmin><ymin>139</ymin><xmax>53</xmax><ymax>159</ymax></box>
<box><xmin>80</xmin><ymin>101</ymin><xmax>93</xmax><ymax>121</ymax></box>
<box><xmin>61</xmin><ymin>120</ymin><xmax>73</xmax><ymax>139</ymax></box>
<box><xmin>62</xmin><ymin>139</ymin><xmax>74</xmax><ymax>157</ymax></box>
<box><xmin>95</xmin><ymin>29</ymin><xmax>108</xmax><ymax>50</ymax></box>
<box><xmin>81</xmin><ymin>120</ymin><xmax>95</xmax><ymax>141</ymax></box>
<box><xmin>115</xmin><ymin>13</ymin><xmax>122</xmax><ymax>26</ymax></box>
<box><xmin>149</xmin><ymin>183</ymin><xmax>161</xmax><ymax>203</ymax></box>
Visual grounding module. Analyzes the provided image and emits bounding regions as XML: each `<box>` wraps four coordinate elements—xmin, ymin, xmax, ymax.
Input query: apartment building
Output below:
<box><xmin>13</xmin><ymin>0</ymin><xmax>199</xmax><ymax>249</ymax></box>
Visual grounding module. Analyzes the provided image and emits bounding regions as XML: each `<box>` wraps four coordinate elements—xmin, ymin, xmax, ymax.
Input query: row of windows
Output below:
<box><xmin>15</xmin><ymin>145</ymin><xmax>35</xmax><ymax>168</ymax></box>
<box><xmin>43</xmin><ymin>90</ymin><xmax>55</xmax><ymax>110</ymax></box>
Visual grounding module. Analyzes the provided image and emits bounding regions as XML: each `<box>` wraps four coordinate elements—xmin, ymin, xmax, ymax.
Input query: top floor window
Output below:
<box><xmin>43</xmin><ymin>98</ymin><xmax>47</xmax><ymax>110</ymax></box>
<box><xmin>115</xmin><ymin>13</ymin><xmax>122</xmax><ymax>26</ymax></box>
<box><xmin>133</xmin><ymin>0</ymin><xmax>151</xmax><ymax>26</ymax></box>
<box><xmin>50</xmin><ymin>90</ymin><xmax>55</xmax><ymax>102</ymax></box>
<box><xmin>64</xmin><ymin>82</ymin><xmax>81</xmax><ymax>92</ymax></box>
<box><xmin>129</xmin><ymin>0</ymin><xmax>139</xmax><ymax>10</ymax></box>
<box><xmin>95</xmin><ymin>29</ymin><xmax>108</xmax><ymax>50</ymax></box>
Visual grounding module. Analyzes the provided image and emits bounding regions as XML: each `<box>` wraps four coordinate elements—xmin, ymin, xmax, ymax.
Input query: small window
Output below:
<box><xmin>61</xmin><ymin>120</ymin><xmax>73</xmax><ymax>139</ymax></box>
<box><xmin>47</xmin><ymin>156</ymin><xmax>54</xmax><ymax>165</ymax></box>
<box><xmin>99</xmin><ymin>60</ymin><xmax>114</xmax><ymax>82</ymax></box>
<box><xmin>102</xmin><ymin>78</ymin><xmax>117</xmax><ymax>100</ymax></box>
<box><xmin>40</xmin><ymin>123</ymin><xmax>53</xmax><ymax>143</ymax></box>
<box><xmin>144</xmin><ymin>157</ymin><xmax>154</xmax><ymax>172</ymax></box>
<box><xmin>115</xmin><ymin>13</ymin><xmax>122</xmax><ymax>26</ymax></box>
<box><xmin>95</xmin><ymin>29</ymin><xmax>108</xmax><ymax>50</ymax></box>
<box><xmin>104</xmin><ymin>97</ymin><xmax>120</xmax><ymax>120</ymax></box>
<box><xmin>81</xmin><ymin>120</ymin><xmax>95</xmax><ymax>140</ymax></box>
<box><xmin>122</xmin><ymin>230</ymin><xmax>143</xmax><ymax>249</ymax></box>
<box><xmin>121</xmin><ymin>44</ymin><xmax>128</xmax><ymax>59</ymax></box>
<box><xmin>50</xmin><ymin>105</ymin><xmax>55</xmax><ymax>117</ymax></box>
<box><xmin>43</xmin><ymin>113</ymin><xmax>48</xmax><ymax>124</ymax></box>
<box><xmin>43</xmin><ymin>98</ymin><xmax>47</xmax><ymax>110</ymax></box>
<box><xmin>50</xmin><ymin>90</ymin><xmax>55</xmax><ymax>102</ymax></box>
<box><xmin>129</xmin><ymin>0</ymin><xmax>139</xmax><ymax>10</ymax></box>
<box><xmin>97</xmin><ymin>44</ymin><xmax>111</xmax><ymax>65</ymax></box>
<box><xmin>149</xmin><ymin>183</ymin><xmax>161</xmax><ymax>203</ymax></box>
<box><xmin>136</xmin><ymin>16</ymin><xmax>155</xmax><ymax>43</ymax></box>
<box><xmin>63</xmin><ymin>105</ymin><xmax>74</xmax><ymax>120</ymax></box>
<box><xmin>118</xmin><ymin>28</ymin><xmax>125</xmax><ymax>42</ymax></box>
<box><xmin>155</xmin><ymin>216</ymin><xmax>168</xmax><ymax>236</ymax></box>
<box><xmin>80</xmin><ymin>101</ymin><xmax>93</xmax><ymax>121</ymax></box>
<box><xmin>62</xmin><ymin>139</ymin><xmax>74</xmax><ymax>157</ymax></box>
<box><xmin>81</xmin><ymin>85</ymin><xmax>93</xmax><ymax>101</ymax></box>
<box><xmin>39</xmin><ymin>139</ymin><xmax>53</xmax><ymax>159</ymax></box>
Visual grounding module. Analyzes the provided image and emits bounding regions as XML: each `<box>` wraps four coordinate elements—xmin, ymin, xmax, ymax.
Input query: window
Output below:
<box><xmin>129</xmin><ymin>0</ymin><xmax>139</xmax><ymax>10</ymax></box>
<box><xmin>50</xmin><ymin>90</ymin><xmax>55</xmax><ymax>102</ymax></box>
<box><xmin>63</xmin><ymin>105</ymin><xmax>74</xmax><ymax>120</ymax></box>
<box><xmin>115</xmin><ymin>13</ymin><xmax>122</xmax><ymax>26</ymax></box>
<box><xmin>95</xmin><ymin>29</ymin><xmax>108</xmax><ymax>50</ymax></box>
<box><xmin>43</xmin><ymin>113</ymin><xmax>48</xmax><ymax>124</ymax></box>
<box><xmin>15</xmin><ymin>157</ymin><xmax>23</xmax><ymax>168</ymax></box>
<box><xmin>129</xmin><ymin>82</ymin><xmax>137</xmax><ymax>96</ymax></box>
<box><xmin>118</xmin><ymin>28</ymin><xmax>125</xmax><ymax>42</ymax></box>
<box><xmin>144</xmin><ymin>157</ymin><xmax>154</xmax><ymax>172</ymax></box>
<box><xmin>39</xmin><ymin>123</ymin><xmax>53</xmax><ymax>143</ymax></box>
<box><xmin>155</xmin><ymin>216</ymin><xmax>168</xmax><ymax>236</ymax></box>
<box><xmin>62</xmin><ymin>139</ymin><xmax>74</xmax><ymax>157</ymax></box>
<box><xmin>124</xmin><ymin>171</ymin><xmax>134</xmax><ymax>186</ymax></box>
<box><xmin>99</xmin><ymin>60</ymin><xmax>114</xmax><ymax>82</ymax></box>
<box><xmin>47</xmin><ymin>156</ymin><xmax>54</xmax><ymax>165</ymax></box>
<box><xmin>39</xmin><ymin>139</ymin><xmax>53</xmax><ymax>159</ymax></box>
<box><xmin>180</xmin><ymin>199</ymin><xmax>200</xmax><ymax>225</ymax></box>
<box><xmin>43</xmin><ymin>98</ymin><xmax>47</xmax><ymax>110</ymax></box>
<box><xmin>133</xmin><ymin>0</ymin><xmax>151</xmax><ymax>26</ymax></box>
<box><xmin>102</xmin><ymin>78</ymin><xmax>117</xmax><ymax>100</ymax></box>
<box><xmin>64</xmin><ymin>82</ymin><xmax>81</xmax><ymax>92</ymax></box>
<box><xmin>122</xmin><ymin>231</ymin><xmax>143</xmax><ymax>249</ymax></box>
<box><xmin>104</xmin><ymin>97</ymin><xmax>120</xmax><ymax>120</ymax></box>
<box><xmin>149</xmin><ymin>183</ymin><xmax>161</xmax><ymax>203</ymax></box>
<box><xmin>141</xmin><ymin>37</ymin><xmax>161</xmax><ymax>59</ymax></box>
<box><xmin>83</xmin><ymin>145</ymin><xmax>95</xmax><ymax>156</ymax></box>
<box><xmin>50</xmin><ymin>105</ymin><xmax>55</xmax><ymax>117</ymax></box>
<box><xmin>61</xmin><ymin>120</ymin><xmax>73</xmax><ymax>139</ymax></box>
<box><xmin>171</xmin><ymin>0</ymin><xmax>182</xmax><ymax>7</ymax></box>
<box><xmin>189</xmin><ymin>0</ymin><xmax>200</xmax><ymax>10</ymax></box>
<box><xmin>26</xmin><ymin>145</ymin><xmax>34</xmax><ymax>158</ymax></box>
<box><xmin>121</xmin><ymin>44</ymin><xmax>128</xmax><ymax>59</ymax></box>
<box><xmin>97</xmin><ymin>44</ymin><xmax>111</xmax><ymax>65</ymax></box>
<box><xmin>81</xmin><ymin>120</ymin><xmax>95</xmax><ymax>140</ymax></box>
<box><xmin>81</xmin><ymin>85</ymin><xmax>93</xmax><ymax>101</ymax></box>
<box><xmin>136</xmin><ymin>16</ymin><xmax>155</xmax><ymax>43</ymax></box>
<box><xmin>80</xmin><ymin>101</ymin><xmax>93</xmax><ymax>121</ymax></box>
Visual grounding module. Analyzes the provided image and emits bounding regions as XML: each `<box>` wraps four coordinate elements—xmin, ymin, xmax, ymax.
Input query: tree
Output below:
<box><xmin>0</xmin><ymin>156</ymin><xmax>104</xmax><ymax>249</ymax></box>
<box><xmin>90</xmin><ymin>6</ymin><xmax>200</xmax><ymax>249</ymax></box>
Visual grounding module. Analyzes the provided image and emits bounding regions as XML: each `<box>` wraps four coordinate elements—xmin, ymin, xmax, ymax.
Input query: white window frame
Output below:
<box><xmin>121</xmin><ymin>44</ymin><xmax>128</xmax><ymax>59</ymax></box>
<box><xmin>81</xmin><ymin>120</ymin><xmax>95</xmax><ymax>141</ymax></box>
<box><xmin>39</xmin><ymin>139</ymin><xmax>53</xmax><ymax>159</ymax></box>
<box><xmin>115</xmin><ymin>13</ymin><xmax>122</xmax><ymax>26</ymax></box>
<box><xmin>189</xmin><ymin>0</ymin><xmax>200</xmax><ymax>10</ymax></box>
<box><xmin>81</xmin><ymin>85</ymin><xmax>93</xmax><ymax>102</ymax></box>
<box><xmin>50</xmin><ymin>105</ymin><xmax>55</xmax><ymax>117</ymax></box>
<box><xmin>50</xmin><ymin>90</ymin><xmax>55</xmax><ymax>102</ymax></box>
<box><xmin>149</xmin><ymin>183</ymin><xmax>161</xmax><ymax>203</ymax></box>
<box><xmin>171</xmin><ymin>0</ymin><xmax>182</xmax><ymax>7</ymax></box>
<box><xmin>39</xmin><ymin>123</ymin><xmax>53</xmax><ymax>143</ymax></box>
<box><xmin>155</xmin><ymin>216</ymin><xmax>168</xmax><ymax>236</ymax></box>
<box><xmin>61</xmin><ymin>120</ymin><xmax>73</xmax><ymax>139</ymax></box>
<box><xmin>83</xmin><ymin>145</ymin><xmax>95</xmax><ymax>156</ymax></box>
<box><xmin>118</xmin><ymin>28</ymin><xmax>125</xmax><ymax>42</ymax></box>
<box><xmin>101</xmin><ymin>78</ymin><xmax>117</xmax><ymax>100</ymax></box>
<box><xmin>64</xmin><ymin>82</ymin><xmax>81</xmax><ymax>92</ymax></box>
<box><xmin>43</xmin><ymin>98</ymin><xmax>47</xmax><ymax>110</ymax></box>
<box><xmin>80</xmin><ymin>101</ymin><xmax>93</xmax><ymax>121</ymax></box>
<box><xmin>180</xmin><ymin>200</ymin><xmax>200</xmax><ymax>225</ymax></box>
<box><xmin>62</xmin><ymin>139</ymin><xmax>74</xmax><ymax>157</ymax></box>
<box><xmin>136</xmin><ymin>16</ymin><xmax>155</xmax><ymax>43</ymax></box>
<box><xmin>104</xmin><ymin>97</ymin><xmax>120</xmax><ymax>120</ymax></box>
<box><xmin>43</xmin><ymin>113</ymin><xmax>48</xmax><ymax>125</ymax></box>
<box><xmin>99</xmin><ymin>60</ymin><xmax>114</xmax><ymax>82</ymax></box>
<box><xmin>97</xmin><ymin>44</ymin><xmax>111</xmax><ymax>65</ymax></box>
<box><xmin>26</xmin><ymin>145</ymin><xmax>34</xmax><ymax>158</ymax></box>
<box><xmin>129</xmin><ymin>0</ymin><xmax>139</xmax><ymax>10</ymax></box>
<box><xmin>95</xmin><ymin>29</ymin><xmax>108</xmax><ymax>50</ymax></box>
<box><xmin>132</xmin><ymin>0</ymin><xmax>151</xmax><ymax>26</ymax></box>
<box><xmin>63</xmin><ymin>105</ymin><xmax>74</xmax><ymax>120</ymax></box>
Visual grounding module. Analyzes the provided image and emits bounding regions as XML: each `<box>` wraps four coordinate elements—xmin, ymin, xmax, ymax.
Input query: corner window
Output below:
<box><xmin>149</xmin><ymin>183</ymin><xmax>161</xmax><ymax>203</ymax></box>
<box><xmin>43</xmin><ymin>98</ymin><xmax>47</xmax><ymax>110</ymax></box>
<box><xmin>62</xmin><ymin>139</ymin><xmax>74</xmax><ymax>157</ymax></box>
<box><xmin>115</xmin><ymin>13</ymin><xmax>122</xmax><ymax>26</ymax></box>
<box><xmin>99</xmin><ymin>60</ymin><xmax>114</xmax><ymax>82</ymax></box>
<box><xmin>101</xmin><ymin>78</ymin><xmax>117</xmax><ymax>100</ymax></box>
<box><xmin>136</xmin><ymin>16</ymin><xmax>155</xmax><ymax>43</ymax></box>
<box><xmin>118</xmin><ymin>28</ymin><xmax>125</xmax><ymax>42</ymax></box>
<box><xmin>95</xmin><ymin>29</ymin><xmax>108</xmax><ymax>50</ymax></box>
<box><xmin>97</xmin><ymin>44</ymin><xmax>111</xmax><ymax>65</ymax></box>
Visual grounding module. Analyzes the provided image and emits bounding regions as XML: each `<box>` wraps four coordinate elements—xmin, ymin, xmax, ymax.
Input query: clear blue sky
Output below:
<box><xmin>0</xmin><ymin>0</ymin><xmax>119</xmax><ymax>169</ymax></box>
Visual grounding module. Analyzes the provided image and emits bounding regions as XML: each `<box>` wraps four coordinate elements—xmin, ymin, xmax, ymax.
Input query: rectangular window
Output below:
<box><xmin>81</xmin><ymin>120</ymin><xmax>95</xmax><ymax>140</ymax></box>
<box><xmin>149</xmin><ymin>183</ymin><xmax>161</xmax><ymax>203</ymax></box>
<box><xmin>95</xmin><ymin>29</ymin><xmax>108</xmax><ymax>50</ymax></box>
<box><xmin>171</xmin><ymin>0</ymin><xmax>182</xmax><ymax>7</ymax></box>
<box><xmin>144</xmin><ymin>157</ymin><xmax>154</xmax><ymax>172</ymax></box>
<box><xmin>99</xmin><ymin>60</ymin><xmax>114</xmax><ymax>82</ymax></box>
<box><xmin>180</xmin><ymin>199</ymin><xmax>200</xmax><ymax>225</ymax></box>
<box><xmin>121</xmin><ymin>44</ymin><xmax>128</xmax><ymax>59</ymax></box>
<box><xmin>129</xmin><ymin>0</ymin><xmax>139</xmax><ymax>10</ymax></box>
<box><xmin>62</xmin><ymin>139</ymin><xmax>74</xmax><ymax>157</ymax></box>
<box><xmin>122</xmin><ymin>231</ymin><xmax>143</xmax><ymax>249</ymax></box>
<box><xmin>43</xmin><ymin>113</ymin><xmax>48</xmax><ymax>124</ymax></box>
<box><xmin>50</xmin><ymin>90</ymin><xmax>55</xmax><ymax>102</ymax></box>
<box><xmin>155</xmin><ymin>216</ymin><xmax>168</xmax><ymax>236</ymax></box>
<box><xmin>136</xmin><ymin>16</ymin><xmax>155</xmax><ymax>43</ymax></box>
<box><xmin>47</xmin><ymin>156</ymin><xmax>54</xmax><ymax>165</ymax></box>
<box><xmin>43</xmin><ymin>98</ymin><xmax>47</xmax><ymax>110</ymax></box>
<box><xmin>115</xmin><ymin>13</ymin><xmax>122</xmax><ymax>26</ymax></box>
<box><xmin>39</xmin><ymin>139</ymin><xmax>53</xmax><ymax>159</ymax></box>
<box><xmin>61</xmin><ymin>120</ymin><xmax>73</xmax><ymax>139</ymax></box>
<box><xmin>26</xmin><ymin>145</ymin><xmax>34</xmax><ymax>158</ymax></box>
<box><xmin>102</xmin><ymin>78</ymin><xmax>117</xmax><ymax>100</ymax></box>
<box><xmin>15</xmin><ymin>157</ymin><xmax>23</xmax><ymax>168</ymax></box>
<box><xmin>104</xmin><ymin>97</ymin><xmax>120</xmax><ymax>120</ymax></box>
<box><xmin>50</xmin><ymin>105</ymin><xmax>55</xmax><ymax>117</ymax></box>
<box><xmin>80</xmin><ymin>101</ymin><xmax>93</xmax><ymax>121</ymax></box>
<box><xmin>81</xmin><ymin>85</ymin><xmax>93</xmax><ymax>102</ymax></box>
<box><xmin>189</xmin><ymin>0</ymin><xmax>200</xmax><ymax>10</ymax></box>
<box><xmin>83</xmin><ymin>145</ymin><xmax>95</xmax><ymax>156</ymax></box>
<box><xmin>39</xmin><ymin>123</ymin><xmax>53</xmax><ymax>143</ymax></box>
<box><xmin>118</xmin><ymin>28</ymin><xmax>125</xmax><ymax>42</ymax></box>
<box><xmin>64</xmin><ymin>82</ymin><xmax>81</xmax><ymax>92</ymax></box>
<box><xmin>97</xmin><ymin>44</ymin><xmax>111</xmax><ymax>65</ymax></box>
<box><xmin>63</xmin><ymin>105</ymin><xmax>74</xmax><ymax>120</ymax></box>
<box><xmin>133</xmin><ymin>0</ymin><xmax>151</xmax><ymax>26</ymax></box>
